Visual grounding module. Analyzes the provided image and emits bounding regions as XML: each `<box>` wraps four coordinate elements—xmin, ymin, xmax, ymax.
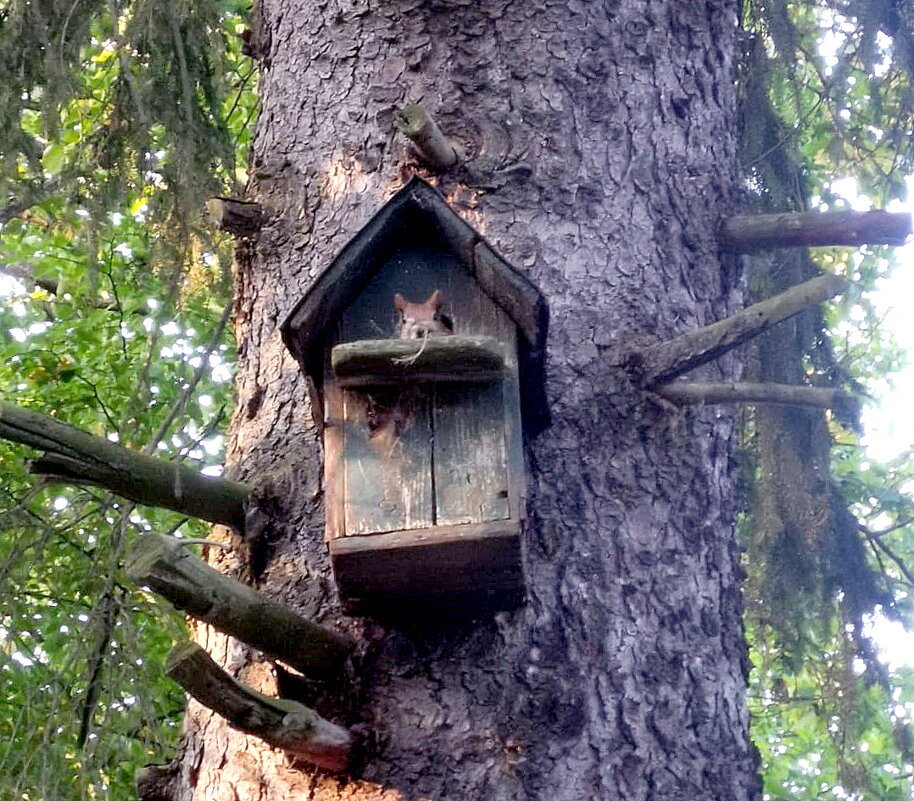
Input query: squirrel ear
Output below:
<box><xmin>426</xmin><ymin>289</ymin><xmax>443</xmax><ymax>309</ymax></box>
<box><xmin>393</xmin><ymin>293</ymin><xmax>407</xmax><ymax>311</ymax></box>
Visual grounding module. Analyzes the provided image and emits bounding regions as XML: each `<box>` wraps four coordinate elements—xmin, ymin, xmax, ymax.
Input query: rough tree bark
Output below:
<box><xmin>165</xmin><ymin>2</ymin><xmax>760</xmax><ymax>799</ymax></box>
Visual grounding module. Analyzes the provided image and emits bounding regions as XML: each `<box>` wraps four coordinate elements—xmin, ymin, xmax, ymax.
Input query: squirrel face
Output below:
<box><xmin>394</xmin><ymin>290</ymin><xmax>454</xmax><ymax>339</ymax></box>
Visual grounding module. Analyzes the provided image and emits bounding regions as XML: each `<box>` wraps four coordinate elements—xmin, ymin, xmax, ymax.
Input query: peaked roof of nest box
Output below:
<box><xmin>280</xmin><ymin>176</ymin><xmax>547</xmax><ymax>384</ymax></box>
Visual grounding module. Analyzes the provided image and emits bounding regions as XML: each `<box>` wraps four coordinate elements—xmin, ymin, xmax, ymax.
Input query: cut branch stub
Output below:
<box><xmin>395</xmin><ymin>104</ymin><xmax>461</xmax><ymax>171</ymax></box>
<box><xmin>656</xmin><ymin>380</ymin><xmax>858</xmax><ymax>415</ymax></box>
<box><xmin>0</xmin><ymin>401</ymin><xmax>249</xmax><ymax>529</ymax></box>
<box><xmin>126</xmin><ymin>533</ymin><xmax>354</xmax><ymax>679</ymax></box>
<box><xmin>720</xmin><ymin>210</ymin><xmax>911</xmax><ymax>252</ymax></box>
<box><xmin>136</xmin><ymin>763</ymin><xmax>179</xmax><ymax>801</ymax></box>
<box><xmin>166</xmin><ymin>641</ymin><xmax>352</xmax><ymax>772</ymax></box>
<box><xmin>641</xmin><ymin>274</ymin><xmax>848</xmax><ymax>386</ymax></box>
<box><xmin>205</xmin><ymin>197</ymin><xmax>265</xmax><ymax>238</ymax></box>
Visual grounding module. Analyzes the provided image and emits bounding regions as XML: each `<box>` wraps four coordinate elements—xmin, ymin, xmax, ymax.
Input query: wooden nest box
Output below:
<box><xmin>281</xmin><ymin>177</ymin><xmax>546</xmax><ymax>617</ymax></box>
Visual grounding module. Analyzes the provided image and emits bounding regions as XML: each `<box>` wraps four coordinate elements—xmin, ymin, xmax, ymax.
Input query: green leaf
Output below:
<box><xmin>41</xmin><ymin>143</ymin><xmax>67</xmax><ymax>175</ymax></box>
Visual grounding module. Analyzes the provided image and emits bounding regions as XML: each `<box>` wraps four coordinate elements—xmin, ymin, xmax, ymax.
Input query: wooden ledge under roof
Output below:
<box><xmin>331</xmin><ymin>335</ymin><xmax>506</xmax><ymax>387</ymax></box>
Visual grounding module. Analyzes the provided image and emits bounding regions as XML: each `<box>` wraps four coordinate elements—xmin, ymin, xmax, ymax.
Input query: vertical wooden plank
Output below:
<box><xmin>421</xmin><ymin>238</ymin><xmax>513</xmax><ymax>525</ymax></box>
<box><xmin>323</xmin><ymin>325</ymin><xmax>346</xmax><ymax>541</ymax></box>
<box><xmin>342</xmin><ymin>386</ymin><xmax>434</xmax><ymax>534</ymax></box>
<box><xmin>323</xmin><ymin>379</ymin><xmax>346</xmax><ymax>541</ymax></box>
<box><xmin>433</xmin><ymin>382</ymin><xmax>510</xmax><ymax>526</ymax></box>
<box><xmin>497</xmin><ymin>326</ymin><xmax>527</xmax><ymax>522</ymax></box>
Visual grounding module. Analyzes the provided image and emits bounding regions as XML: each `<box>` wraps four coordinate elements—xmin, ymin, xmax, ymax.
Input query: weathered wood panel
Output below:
<box><xmin>498</xmin><ymin>325</ymin><xmax>526</xmax><ymax>522</ymax></box>
<box><xmin>433</xmin><ymin>382</ymin><xmax>509</xmax><ymax>526</ymax></box>
<box><xmin>331</xmin><ymin>336</ymin><xmax>505</xmax><ymax>386</ymax></box>
<box><xmin>323</xmin><ymin>368</ymin><xmax>345</xmax><ymax>540</ymax></box>
<box><xmin>329</xmin><ymin>520</ymin><xmax>523</xmax><ymax>615</ymax></box>
<box><xmin>342</xmin><ymin>386</ymin><xmax>433</xmax><ymax>535</ymax></box>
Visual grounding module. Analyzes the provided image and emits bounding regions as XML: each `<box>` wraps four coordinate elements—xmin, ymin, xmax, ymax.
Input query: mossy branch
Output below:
<box><xmin>720</xmin><ymin>210</ymin><xmax>911</xmax><ymax>251</ymax></box>
<box><xmin>395</xmin><ymin>104</ymin><xmax>460</xmax><ymax>171</ymax></box>
<box><xmin>641</xmin><ymin>274</ymin><xmax>848</xmax><ymax>385</ymax></box>
<box><xmin>126</xmin><ymin>534</ymin><xmax>354</xmax><ymax>679</ymax></box>
<box><xmin>0</xmin><ymin>401</ymin><xmax>249</xmax><ymax>529</ymax></box>
<box><xmin>0</xmin><ymin>260</ymin><xmax>60</xmax><ymax>294</ymax></box>
<box><xmin>0</xmin><ymin>260</ymin><xmax>156</xmax><ymax>313</ymax></box>
<box><xmin>656</xmin><ymin>381</ymin><xmax>857</xmax><ymax>414</ymax></box>
<box><xmin>166</xmin><ymin>641</ymin><xmax>352</xmax><ymax>772</ymax></box>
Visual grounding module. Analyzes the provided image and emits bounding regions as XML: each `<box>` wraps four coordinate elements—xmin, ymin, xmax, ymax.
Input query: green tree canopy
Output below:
<box><xmin>0</xmin><ymin>2</ymin><xmax>252</xmax><ymax>796</ymax></box>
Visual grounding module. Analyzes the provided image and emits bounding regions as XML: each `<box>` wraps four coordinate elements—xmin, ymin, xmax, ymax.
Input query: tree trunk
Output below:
<box><xmin>166</xmin><ymin>2</ymin><xmax>760</xmax><ymax>799</ymax></box>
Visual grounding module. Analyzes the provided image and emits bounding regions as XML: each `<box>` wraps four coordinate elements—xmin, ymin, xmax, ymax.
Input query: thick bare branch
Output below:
<box><xmin>395</xmin><ymin>104</ymin><xmax>461</xmax><ymax>171</ymax></box>
<box><xmin>0</xmin><ymin>180</ymin><xmax>58</xmax><ymax>224</ymax></box>
<box><xmin>0</xmin><ymin>258</ymin><xmax>154</xmax><ymax>313</ymax></box>
<box><xmin>720</xmin><ymin>210</ymin><xmax>911</xmax><ymax>251</ymax></box>
<box><xmin>0</xmin><ymin>401</ymin><xmax>249</xmax><ymax>529</ymax></box>
<box><xmin>126</xmin><ymin>534</ymin><xmax>355</xmax><ymax>679</ymax></box>
<box><xmin>641</xmin><ymin>274</ymin><xmax>847</xmax><ymax>385</ymax></box>
<box><xmin>0</xmin><ymin>260</ymin><xmax>59</xmax><ymax>294</ymax></box>
<box><xmin>166</xmin><ymin>641</ymin><xmax>352</xmax><ymax>772</ymax></box>
<box><xmin>656</xmin><ymin>380</ymin><xmax>857</xmax><ymax>412</ymax></box>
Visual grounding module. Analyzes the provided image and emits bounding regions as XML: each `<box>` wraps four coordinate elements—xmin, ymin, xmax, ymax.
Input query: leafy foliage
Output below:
<box><xmin>0</xmin><ymin>1</ymin><xmax>254</xmax><ymax>797</ymax></box>
<box><xmin>751</xmin><ymin>622</ymin><xmax>914</xmax><ymax>801</ymax></box>
<box><xmin>0</xmin><ymin>0</ymin><xmax>253</xmax><ymax>228</ymax></box>
<box><xmin>741</xmin><ymin>1</ymin><xmax>914</xmax><ymax>797</ymax></box>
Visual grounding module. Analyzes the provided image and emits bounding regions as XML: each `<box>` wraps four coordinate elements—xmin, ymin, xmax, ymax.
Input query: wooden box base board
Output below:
<box><xmin>328</xmin><ymin>522</ymin><xmax>524</xmax><ymax>617</ymax></box>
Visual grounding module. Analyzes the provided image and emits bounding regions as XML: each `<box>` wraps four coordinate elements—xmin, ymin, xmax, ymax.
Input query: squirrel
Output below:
<box><xmin>393</xmin><ymin>290</ymin><xmax>454</xmax><ymax>339</ymax></box>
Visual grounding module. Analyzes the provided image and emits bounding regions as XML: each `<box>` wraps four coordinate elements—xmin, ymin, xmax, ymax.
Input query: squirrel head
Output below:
<box><xmin>393</xmin><ymin>290</ymin><xmax>452</xmax><ymax>338</ymax></box>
